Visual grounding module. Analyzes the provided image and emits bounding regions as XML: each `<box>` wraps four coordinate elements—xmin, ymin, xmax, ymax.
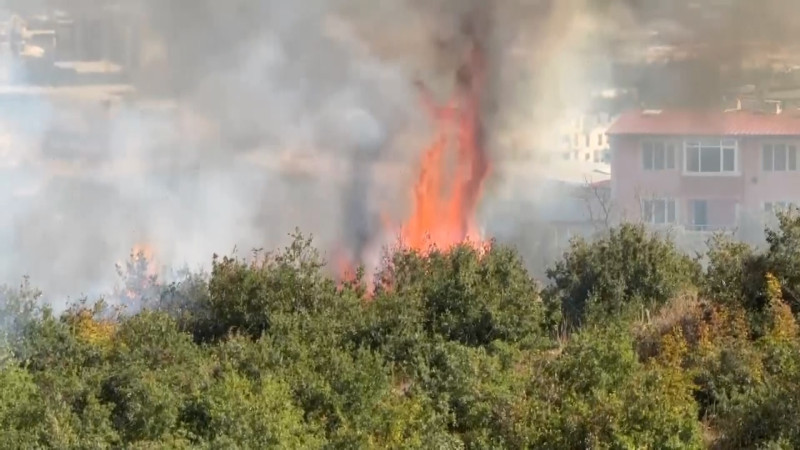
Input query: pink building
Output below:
<box><xmin>608</xmin><ymin>109</ymin><xmax>800</xmax><ymax>231</ymax></box>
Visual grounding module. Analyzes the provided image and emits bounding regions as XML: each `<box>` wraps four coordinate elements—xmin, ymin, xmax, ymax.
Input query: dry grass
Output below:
<box><xmin>633</xmin><ymin>290</ymin><xmax>706</xmax><ymax>361</ymax></box>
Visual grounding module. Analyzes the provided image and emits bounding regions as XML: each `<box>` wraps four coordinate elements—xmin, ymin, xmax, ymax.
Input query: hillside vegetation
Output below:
<box><xmin>3</xmin><ymin>214</ymin><xmax>800</xmax><ymax>449</ymax></box>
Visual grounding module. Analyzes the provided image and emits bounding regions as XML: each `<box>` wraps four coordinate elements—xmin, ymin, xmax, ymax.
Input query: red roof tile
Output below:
<box><xmin>607</xmin><ymin>109</ymin><xmax>800</xmax><ymax>137</ymax></box>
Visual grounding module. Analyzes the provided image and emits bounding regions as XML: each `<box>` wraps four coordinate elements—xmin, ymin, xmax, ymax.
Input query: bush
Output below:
<box><xmin>545</xmin><ymin>224</ymin><xmax>700</xmax><ymax>327</ymax></box>
<box><xmin>7</xmin><ymin>222</ymin><xmax>800</xmax><ymax>447</ymax></box>
<box><xmin>523</xmin><ymin>324</ymin><xmax>703</xmax><ymax>448</ymax></box>
<box><xmin>703</xmin><ymin>233</ymin><xmax>767</xmax><ymax>310</ymax></box>
<box><xmin>182</xmin><ymin>371</ymin><xmax>324</xmax><ymax>448</ymax></box>
<box><xmin>376</xmin><ymin>243</ymin><xmax>545</xmax><ymax>348</ymax></box>
<box><xmin>199</xmin><ymin>232</ymin><xmax>342</xmax><ymax>341</ymax></box>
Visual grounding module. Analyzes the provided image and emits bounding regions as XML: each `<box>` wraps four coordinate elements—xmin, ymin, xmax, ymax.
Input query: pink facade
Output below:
<box><xmin>608</xmin><ymin>110</ymin><xmax>800</xmax><ymax>231</ymax></box>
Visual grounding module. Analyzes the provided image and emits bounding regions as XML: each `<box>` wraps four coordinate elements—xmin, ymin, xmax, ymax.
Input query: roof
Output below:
<box><xmin>607</xmin><ymin>109</ymin><xmax>800</xmax><ymax>137</ymax></box>
<box><xmin>0</xmin><ymin>84</ymin><xmax>133</xmax><ymax>100</ymax></box>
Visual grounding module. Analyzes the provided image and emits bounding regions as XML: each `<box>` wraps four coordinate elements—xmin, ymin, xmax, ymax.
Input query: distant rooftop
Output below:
<box><xmin>0</xmin><ymin>84</ymin><xmax>134</xmax><ymax>100</ymax></box>
<box><xmin>608</xmin><ymin>109</ymin><xmax>800</xmax><ymax>137</ymax></box>
<box><xmin>53</xmin><ymin>61</ymin><xmax>123</xmax><ymax>75</ymax></box>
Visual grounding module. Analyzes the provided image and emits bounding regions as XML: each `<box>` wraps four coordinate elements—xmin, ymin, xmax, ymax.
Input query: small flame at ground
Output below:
<box><xmin>117</xmin><ymin>243</ymin><xmax>159</xmax><ymax>301</ymax></box>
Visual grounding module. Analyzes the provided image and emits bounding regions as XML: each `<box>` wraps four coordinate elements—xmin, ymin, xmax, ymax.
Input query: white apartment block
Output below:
<box><xmin>559</xmin><ymin>112</ymin><xmax>614</xmax><ymax>165</ymax></box>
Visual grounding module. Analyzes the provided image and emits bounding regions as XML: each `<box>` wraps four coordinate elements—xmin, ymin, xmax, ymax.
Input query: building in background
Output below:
<box><xmin>608</xmin><ymin>107</ymin><xmax>800</xmax><ymax>237</ymax></box>
<box><xmin>484</xmin><ymin>159</ymin><xmax>611</xmax><ymax>276</ymax></box>
<box><xmin>3</xmin><ymin>4</ymin><xmax>143</xmax><ymax>86</ymax></box>
<box><xmin>559</xmin><ymin>112</ymin><xmax>614</xmax><ymax>166</ymax></box>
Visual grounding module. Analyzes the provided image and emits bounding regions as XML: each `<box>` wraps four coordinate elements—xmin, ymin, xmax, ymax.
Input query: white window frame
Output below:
<box><xmin>641</xmin><ymin>198</ymin><xmax>677</xmax><ymax>225</ymax></box>
<box><xmin>762</xmin><ymin>142</ymin><xmax>799</xmax><ymax>172</ymax></box>
<box><xmin>683</xmin><ymin>138</ymin><xmax>739</xmax><ymax>176</ymax></box>
<box><xmin>642</xmin><ymin>140</ymin><xmax>677</xmax><ymax>171</ymax></box>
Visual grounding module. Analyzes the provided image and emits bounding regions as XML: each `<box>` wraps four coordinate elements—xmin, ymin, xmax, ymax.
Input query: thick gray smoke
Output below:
<box><xmin>2</xmin><ymin>0</ymin><xmax>799</xmax><ymax>303</ymax></box>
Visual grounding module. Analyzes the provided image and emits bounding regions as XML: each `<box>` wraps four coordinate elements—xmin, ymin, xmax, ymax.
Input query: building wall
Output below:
<box><xmin>559</xmin><ymin>113</ymin><xmax>613</xmax><ymax>164</ymax></box>
<box><xmin>610</xmin><ymin>134</ymin><xmax>800</xmax><ymax>228</ymax></box>
<box><xmin>741</xmin><ymin>137</ymin><xmax>800</xmax><ymax>210</ymax></box>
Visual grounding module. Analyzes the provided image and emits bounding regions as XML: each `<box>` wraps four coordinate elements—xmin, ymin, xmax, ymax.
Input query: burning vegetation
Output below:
<box><xmin>402</xmin><ymin>38</ymin><xmax>489</xmax><ymax>252</ymax></box>
<box><xmin>115</xmin><ymin>243</ymin><xmax>159</xmax><ymax>304</ymax></box>
<box><xmin>337</xmin><ymin>10</ymin><xmax>493</xmax><ymax>287</ymax></box>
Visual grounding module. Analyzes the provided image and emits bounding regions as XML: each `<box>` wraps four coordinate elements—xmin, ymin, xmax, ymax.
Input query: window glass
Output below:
<box><xmin>684</xmin><ymin>140</ymin><xmax>737</xmax><ymax>173</ymax></box>
<box><xmin>642</xmin><ymin>200</ymin><xmax>654</xmax><ymax>222</ymax></box>
<box><xmin>654</xmin><ymin>143</ymin><xmax>665</xmax><ymax>170</ymax></box>
<box><xmin>790</xmin><ymin>146</ymin><xmax>798</xmax><ymax>171</ymax></box>
<box><xmin>642</xmin><ymin>199</ymin><xmax>677</xmax><ymax>224</ymax></box>
<box><xmin>666</xmin><ymin>145</ymin><xmax>675</xmax><ymax>169</ymax></box>
<box><xmin>763</xmin><ymin>144</ymin><xmax>774</xmax><ymax>171</ymax></box>
<box><xmin>775</xmin><ymin>144</ymin><xmax>787</xmax><ymax>171</ymax></box>
<box><xmin>723</xmin><ymin>148</ymin><xmax>736</xmax><ymax>172</ymax></box>
<box><xmin>642</xmin><ymin>142</ymin><xmax>654</xmax><ymax>170</ymax></box>
<box><xmin>653</xmin><ymin>200</ymin><xmax>666</xmax><ymax>223</ymax></box>
<box><xmin>686</xmin><ymin>146</ymin><xmax>700</xmax><ymax>172</ymax></box>
<box><xmin>700</xmin><ymin>147</ymin><xmax>721</xmax><ymax>172</ymax></box>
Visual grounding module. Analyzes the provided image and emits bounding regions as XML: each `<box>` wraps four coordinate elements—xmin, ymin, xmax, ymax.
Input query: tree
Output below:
<box><xmin>545</xmin><ymin>223</ymin><xmax>700</xmax><ymax>327</ymax></box>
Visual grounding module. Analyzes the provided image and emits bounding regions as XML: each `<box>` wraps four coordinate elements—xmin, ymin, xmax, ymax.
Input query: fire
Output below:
<box><xmin>400</xmin><ymin>42</ymin><xmax>489</xmax><ymax>251</ymax></box>
<box><xmin>117</xmin><ymin>243</ymin><xmax>159</xmax><ymax>301</ymax></box>
<box><xmin>336</xmin><ymin>33</ymin><xmax>491</xmax><ymax>287</ymax></box>
<box><xmin>131</xmin><ymin>243</ymin><xmax>158</xmax><ymax>277</ymax></box>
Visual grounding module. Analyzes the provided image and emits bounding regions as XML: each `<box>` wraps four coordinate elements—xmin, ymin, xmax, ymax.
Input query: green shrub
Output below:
<box><xmin>545</xmin><ymin>224</ymin><xmax>700</xmax><ymax>327</ymax></box>
<box><xmin>376</xmin><ymin>243</ymin><xmax>545</xmax><ymax>348</ymax></box>
<box><xmin>534</xmin><ymin>324</ymin><xmax>704</xmax><ymax>449</ymax></box>
<box><xmin>182</xmin><ymin>371</ymin><xmax>324</xmax><ymax>448</ymax></box>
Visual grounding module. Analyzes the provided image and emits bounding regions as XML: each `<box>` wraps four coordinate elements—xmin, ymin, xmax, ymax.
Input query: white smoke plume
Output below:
<box><xmin>6</xmin><ymin>0</ymin><xmax>788</xmax><ymax>303</ymax></box>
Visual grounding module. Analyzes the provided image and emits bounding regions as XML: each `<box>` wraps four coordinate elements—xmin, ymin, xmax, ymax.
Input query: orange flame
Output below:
<box><xmin>335</xmin><ymin>39</ymin><xmax>490</xmax><ymax>288</ymax></box>
<box><xmin>119</xmin><ymin>243</ymin><xmax>159</xmax><ymax>301</ymax></box>
<box><xmin>400</xmin><ymin>42</ymin><xmax>490</xmax><ymax>252</ymax></box>
<box><xmin>131</xmin><ymin>243</ymin><xmax>158</xmax><ymax>277</ymax></box>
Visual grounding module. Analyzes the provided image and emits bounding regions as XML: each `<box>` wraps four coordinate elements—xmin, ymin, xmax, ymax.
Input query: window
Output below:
<box><xmin>642</xmin><ymin>141</ymin><xmax>676</xmax><ymax>171</ymax></box>
<box><xmin>685</xmin><ymin>139</ymin><xmax>737</xmax><ymax>174</ymax></box>
<box><xmin>585</xmin><ymin>133</ymin><xmax>590</xmax><ymax>148</ymax></box>
<box><xmin>689</xmin><ymin>199</ymin><xmax>708</xmax><ymax>231</ymax></box>
<box><xmin>762</xmin><ymin>143</ymin><xmax>798</xmax><ymax>172</ymax></box>
<box><xmin>597</xmin><ymin>133</ymin><xmax>603</xmax><ymax>146</ymax></box>
<box><xmin>642</xmin><ymin>198</ymin><xmax>676</xmax><ymax>224</ymax></box>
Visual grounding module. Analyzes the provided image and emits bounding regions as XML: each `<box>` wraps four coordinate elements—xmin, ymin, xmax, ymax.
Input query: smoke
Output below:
<box><xmin>0</xmin><ymin>0</ymin><xmax>629</xmax><ymax>301</ymax></box>
<box><xmin>3</xmin><ymin>0</ymin><xmax>800</xmax><ymax>302</ymax></box>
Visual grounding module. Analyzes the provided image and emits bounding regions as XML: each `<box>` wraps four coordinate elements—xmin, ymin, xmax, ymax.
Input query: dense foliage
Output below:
<box><xmin>4</xmin><ymin>214</ymin><xmax>800</xmax><ymax>448</ymax></box>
